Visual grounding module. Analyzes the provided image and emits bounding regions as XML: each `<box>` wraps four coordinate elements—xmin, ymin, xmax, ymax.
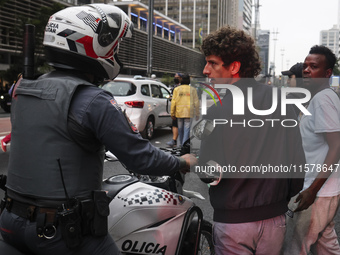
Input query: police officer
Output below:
<box><xmin>0</xmin><ymin>4</ymin><xmax>195</xmax><ymax>255</ymax></box>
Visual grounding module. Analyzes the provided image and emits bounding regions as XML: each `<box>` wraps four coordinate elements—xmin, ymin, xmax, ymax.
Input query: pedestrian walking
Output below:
<box><xmin>170</xmin><ymin>73</ymin><xmax>200</xmax><ymax>146</ymax></box>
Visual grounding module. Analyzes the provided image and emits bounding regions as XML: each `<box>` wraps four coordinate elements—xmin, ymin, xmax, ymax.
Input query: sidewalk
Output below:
<box><xmin>0</xmin><ymin>117</ymin><xmax>11</xmax><ymax>136</ymax></box>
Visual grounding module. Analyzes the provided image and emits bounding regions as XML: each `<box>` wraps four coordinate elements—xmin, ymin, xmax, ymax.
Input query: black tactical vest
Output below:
<box><xmin>7</xmin><ymin>71</ymin><xmax>105</xmax><ymax>204</ymax></box>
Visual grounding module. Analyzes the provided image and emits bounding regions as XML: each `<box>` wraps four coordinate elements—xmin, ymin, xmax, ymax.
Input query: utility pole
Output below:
<box><xmin>272</xmin><ymin>28</ymin><xmax>279</xmax><ymax>79</ymax></box>
<box><xmin>253</xmin><ymin>0</ymin><xmax>260</xmax><ymax>41</ymax></box>
<box><xmin>147</xmin><ymin>0</ymin><xmax>154</xmax><ymax>77</ymax></box>
<box><xmin>193</xmin><ymin>0</ymin><xmax>196</xmax><ymax>49</ymax></box>
<box><xmin>281</xmin><ymin>48</ymin><xmax>285</xmax><ymax>72</ymax></box>
<box><xmin>207</xmin><ymin>0</ymin><xmax>210</xmax><ymax>34</ymax></box>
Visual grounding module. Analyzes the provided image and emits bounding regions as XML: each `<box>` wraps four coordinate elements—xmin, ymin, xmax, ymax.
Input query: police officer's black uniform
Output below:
<box><xmin>0</xmin><ymin>70</ymin><xmax>186</xmax><ymax>255</ymax></box>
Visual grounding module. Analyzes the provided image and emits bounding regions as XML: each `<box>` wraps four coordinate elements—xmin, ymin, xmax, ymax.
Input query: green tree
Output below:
<box><xmin>333</xmin><ymin>58</ymin><xmax>340</xmax><ymax>76</ymax></box>
<box><xmin>161</xmin><ymin>73</ymin><xmax>173</xmax><ymax>87</ymax></box>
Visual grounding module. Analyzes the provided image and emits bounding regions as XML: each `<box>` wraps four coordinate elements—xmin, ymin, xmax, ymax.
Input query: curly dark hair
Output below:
<box><xmin>309</xmin><ymin>45</ymin><xmax>337</xmax><ymax>70</ymax></box>
<box><xmin>200</xmin><ymin>26</ymin><xmax>262</xmax><ymax>78</ymax></box>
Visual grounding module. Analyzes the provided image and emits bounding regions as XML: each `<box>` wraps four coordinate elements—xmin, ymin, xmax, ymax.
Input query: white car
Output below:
<box><xmin>101</xmin><ymin>76</ymin><xmax>172</xmax><ymax>139</ymax></box>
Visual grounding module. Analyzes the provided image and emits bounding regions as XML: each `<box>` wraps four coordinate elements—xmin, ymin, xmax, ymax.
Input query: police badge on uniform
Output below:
<box><xmin>110</xmin><ymin>98</ymin><xmax>121</xmax><ymax>111</ymax></box>
<box><xmin>123</xmin><ymin>111</ymin><xmax>139</xmax><ymax>134</ymax></box>
<box><xmin>110</xmin><ymin>98</ymin><xmax>138</xmax><ymax>133</ymax></box>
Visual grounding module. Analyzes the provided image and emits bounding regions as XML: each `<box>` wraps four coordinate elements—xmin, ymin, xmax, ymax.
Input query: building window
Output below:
<box><xmin>0</xmin><ymin>28</ymin><xmax>8</xmax><ymax>45</ymax></box>
<box><xmin>170</xmin><ymin>30</ymin><xmax>175</xmax><ymax>41</ymax></box>
<box><xmin>156</xmin><ymin>23</ymin><xmax>162</xmax><ymax>37</ymax></box>
<box><xmin>131</xmin><ymin>13</ymin><xmax>138</xmax><ymax>28</ymax></box>
<box><xmin>140</xmin><ymin>16</ymin><xmax>147</xmax><ymax>32</ymax></box>
<box><xmin>0</xmin><ymin>53</ymin><xmax>6</xmax><ymax>64</ymax></box>
<box><xmin>164</xmin><ymin>27</ymin><xmax>169</xmax><ymax>39</ymax></box>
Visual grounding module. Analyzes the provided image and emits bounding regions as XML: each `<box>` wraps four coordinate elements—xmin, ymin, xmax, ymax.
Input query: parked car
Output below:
<box><xmin>101</xmin><ymin>76</ymin><xmax>172</xmax><ymax>139</ymax></box>
<box><xmin>0</xmin><ymin>92</ymin><xmax>11</xmax><ymax>113</ymax></box>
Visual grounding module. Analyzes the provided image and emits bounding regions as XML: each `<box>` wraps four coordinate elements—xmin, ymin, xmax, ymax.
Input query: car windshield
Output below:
<box><xmin>102</xmin><ymin>82</ymin><xmax>136</xmax><ymax>96</ymax></box>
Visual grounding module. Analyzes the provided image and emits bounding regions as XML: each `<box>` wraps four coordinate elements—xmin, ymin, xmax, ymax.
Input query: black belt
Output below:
<box><xmin>5</xmin><ymin>197</ymin><xmax>60</xmax><ymax>239</ymax></box>
<box><xmin>5</xmin><ymin>197</ymin><xmax>58</xmax><ymax>222</ymax></box>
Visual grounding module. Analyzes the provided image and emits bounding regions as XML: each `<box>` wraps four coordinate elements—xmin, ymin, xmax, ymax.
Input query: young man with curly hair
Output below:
<box><xmin>198</xmin><ymin>26</ymin><xmax>305</xmax><ymax>255</ymax></box>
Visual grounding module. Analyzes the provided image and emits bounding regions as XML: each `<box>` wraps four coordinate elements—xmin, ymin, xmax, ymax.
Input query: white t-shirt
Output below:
<box><xmin>300</xmin><ymin>88</ymin><xmax>340</xmax><ymax>197</ymax></box>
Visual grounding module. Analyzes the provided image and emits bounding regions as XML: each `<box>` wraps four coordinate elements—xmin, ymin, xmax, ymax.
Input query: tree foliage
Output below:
<box><xmin>161</xmin><ymin>73</ymin><xmax>174</xmax><ymax>86</ymax></box>
<box><xmin>333</xmin><ymin>58</ymin><xmax>340</xmax><ymax>76</ymax></box>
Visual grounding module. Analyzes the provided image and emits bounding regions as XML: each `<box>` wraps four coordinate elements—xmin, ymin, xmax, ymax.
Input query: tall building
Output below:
<box><xmin>0</xmin><ymin>0</ymin><xmax>108</xmax><ymax>71</ymax></box>
<box><xmin>240</xmin><ymin>0</ymin><xmax>253</xmax><ymax>32</ymax></box>
<box><xmin>139</xmin><ymin>0</ymin><xmax>253</xmax><ymax>50</ymax></box>
<box><xmin>338</xmin><ymin>0</ymin><xmax>340</xmax><ymax>29</ymax></box>
<box><xmin>0</xmin><ymin>0</ymin><xmax>205</xmax><ymax>80</ymax></box>
<box><xmin>257</xmin><ymin>29</ymin><xmax>270</xmax><ymax>76</ymax></box>
<box><xmin>320</xmin><ymin>25</ymin><xmax>340</xmax><ymax>58</ymax></box>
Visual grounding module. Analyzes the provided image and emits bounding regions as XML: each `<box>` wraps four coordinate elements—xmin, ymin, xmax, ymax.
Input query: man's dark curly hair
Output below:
<box><xmin>309</xmin><ymin>45</ymin><xmax>336</xmax><ymax>70</ymax></box>
<box><xmin>201</xmin><ymin>26</ymin><xmax>262</xmax><ymax>78</ymax></box>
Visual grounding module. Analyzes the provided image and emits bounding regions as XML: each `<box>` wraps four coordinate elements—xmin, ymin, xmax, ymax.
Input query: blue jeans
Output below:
<box><xmin>177</xmin><ymin>118</ymin><xmax>192</xmax><ymax>146</ymax></box>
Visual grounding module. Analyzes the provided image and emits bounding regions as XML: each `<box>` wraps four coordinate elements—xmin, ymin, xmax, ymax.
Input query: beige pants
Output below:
<box><xmin>283</xmin><ymin>194</ymin><xmax>340</xmax><ymax>255</ymax></box>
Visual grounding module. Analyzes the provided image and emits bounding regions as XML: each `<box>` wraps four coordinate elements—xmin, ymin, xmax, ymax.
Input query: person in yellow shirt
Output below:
<box><xmin>166</xmin><ymin>73</ymin><xmax>182</xmax><ymax>147</ymax></box>
<box><xmin>170</xmin><ymin>73</ymin><xmax>200</xmax><ymax>146</ymax></box>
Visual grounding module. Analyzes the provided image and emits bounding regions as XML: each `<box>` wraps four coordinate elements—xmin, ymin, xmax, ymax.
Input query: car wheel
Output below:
<box><xmin>141</xmin><ymin>116</ymin><xmax>154</xmax><ymax>140</ymax></box>
<box><xmin>2</xmin><ymin>104</ymin><xmax>10</xmax><ymax>113</ymax></box>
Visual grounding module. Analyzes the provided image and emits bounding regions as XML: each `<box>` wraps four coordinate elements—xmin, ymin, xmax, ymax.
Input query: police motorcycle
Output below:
<box><xmin>0</xmin><ymin>120</ymin><xmax>219</xmax><ymax>255</ymax></box>
<box><xmin>103</xmin><ymin>119</ymin><xmax>219</xmax><ymax>255</ymax></box>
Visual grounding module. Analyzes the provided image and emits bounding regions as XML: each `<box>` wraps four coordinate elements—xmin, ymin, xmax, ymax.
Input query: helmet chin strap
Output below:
<box><xmin>115</xmin><ymin>53</ymin><xmax>123</xmax><ymax>69</ymax></box>
<box><xmin>109</xmin><ymin>53</ymin><xmax>123</xmax><ymax>80</ymax></box>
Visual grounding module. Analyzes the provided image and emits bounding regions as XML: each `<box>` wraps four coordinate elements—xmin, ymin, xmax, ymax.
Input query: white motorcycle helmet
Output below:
<box><xmin>43</xmin><ymin>4</ymin><xmax>133</xmax><ymax>80</ymax></box>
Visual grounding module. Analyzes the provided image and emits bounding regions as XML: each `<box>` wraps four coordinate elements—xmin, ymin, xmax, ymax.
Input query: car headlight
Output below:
<box><xmin>0</xmin><ymin>95</ymin><xmax>4</xmax><ymax>100</ymax></box>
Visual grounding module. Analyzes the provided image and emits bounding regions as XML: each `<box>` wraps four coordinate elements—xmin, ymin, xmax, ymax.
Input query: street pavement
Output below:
<box><xmin>0</xmin><ymin>117</ymin><xmax>10</xmax><ymax>137</ymax></box>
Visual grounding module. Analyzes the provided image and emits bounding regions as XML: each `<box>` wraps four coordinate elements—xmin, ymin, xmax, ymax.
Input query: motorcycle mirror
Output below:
<box><xmin>192</xmin><ymin>119</ymin><xmax>214</xmax><ymax>140</ymax></box>
<box><xmin>105</xmin><ymin>151</ymin><xmax>118</xmax><ymax>162</ymax></box>
<box><xmin>199</xmin><ymin>160</ymin><xmax>222</xmax><ymax>186</ymax></box>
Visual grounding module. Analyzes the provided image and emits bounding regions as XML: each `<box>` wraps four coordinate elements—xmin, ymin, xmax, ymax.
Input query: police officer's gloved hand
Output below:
<box><xmin>178</xmin><ymin>154</ymin><xmax>197</xmax><ymax>174</ymax></box>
